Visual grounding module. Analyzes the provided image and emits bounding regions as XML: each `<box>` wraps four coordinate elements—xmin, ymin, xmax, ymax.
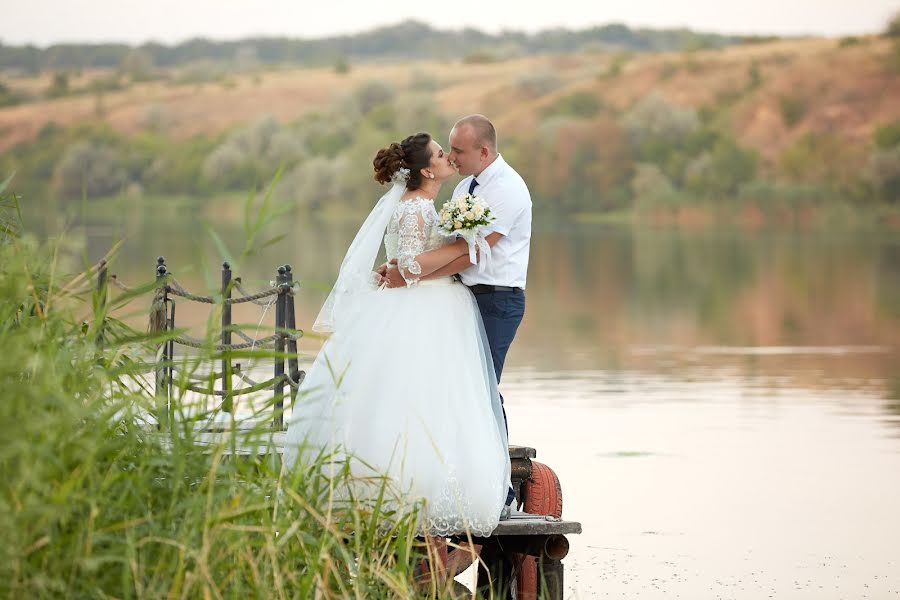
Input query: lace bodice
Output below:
<box><xmin>383</xmin><ymin>197</ymin><xmax>448</xmax><ymax>285</ymax></box>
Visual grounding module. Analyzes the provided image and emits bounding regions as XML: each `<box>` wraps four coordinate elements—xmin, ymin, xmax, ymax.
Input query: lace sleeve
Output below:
<box><xmin>396</xmin><ymin>206</ymin><xmax>427</xmax><ymax>286</ymax></box>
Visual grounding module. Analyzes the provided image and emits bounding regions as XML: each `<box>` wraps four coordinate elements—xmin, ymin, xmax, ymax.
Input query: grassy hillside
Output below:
<box><xmin>2</xmin><ymin>35</ymin><xmax>898</xmax><ymax>225</ymax></box>
<box><xmin>2</xmin><ymin>37</ymin><xmax>895</xmax><ymax>152</ymax></box>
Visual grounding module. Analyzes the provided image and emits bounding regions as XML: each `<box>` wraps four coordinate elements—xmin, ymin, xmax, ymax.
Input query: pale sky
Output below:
<box><xmin>1</xmin><ymin>0</ymin><xmax>897</xmax><ymax>46</ymax></box>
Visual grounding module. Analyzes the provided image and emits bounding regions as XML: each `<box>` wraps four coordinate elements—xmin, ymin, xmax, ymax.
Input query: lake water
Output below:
<box><xmin>45</xmin><ymin>200</ymin><xmax>900</xmax><ymax>598</ymax></box>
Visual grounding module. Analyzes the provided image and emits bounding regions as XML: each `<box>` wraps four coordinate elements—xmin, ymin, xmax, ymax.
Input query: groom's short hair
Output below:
<box><xmin>454</xmin><ymin>114</ymin><xmax>497</xmax><ymax>153</ymax></box>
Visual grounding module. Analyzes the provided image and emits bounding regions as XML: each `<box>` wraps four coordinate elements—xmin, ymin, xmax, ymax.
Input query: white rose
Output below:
<box><xmin>457</xmin><ymin>198</ymin><xmax>467</xmax><ymax>210</ymax></box>
<box><xmin>473</xmin><ymin>206</ymin><xmax>484</xmax><ymax>217</ymax></box>
<box><xmin>465</xmin><ymin>211</ymin><xmax>475</xmax><ymax>220</ymax></box>
<box><xmin>454</xmin><ymin>221</ymin><xmax>462</xmax><ymax>229</ymax></box>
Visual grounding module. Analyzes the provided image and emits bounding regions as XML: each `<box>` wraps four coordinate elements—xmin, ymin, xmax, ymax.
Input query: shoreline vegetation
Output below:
<box><xmin>1</xmin><ymin>18</ymin><xmax>899</xmax><ymax>229</ymax></box>
<box><xmin>0</xmin><ymin>182</ymin><xmax>472</xmax><ymax>599</ymax></box>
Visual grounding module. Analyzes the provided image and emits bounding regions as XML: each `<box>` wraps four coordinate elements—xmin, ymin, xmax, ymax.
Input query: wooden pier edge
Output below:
<box><xmin>164</xmin><ymin>429</ymin><xmax>580</xmax><ymax>599</ymax></box>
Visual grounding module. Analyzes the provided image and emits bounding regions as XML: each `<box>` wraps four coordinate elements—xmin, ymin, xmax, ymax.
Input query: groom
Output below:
<box><xmin>380</xmin><ymin>114</ymin><xmax>533</xmax><ymax>513</ymax></box>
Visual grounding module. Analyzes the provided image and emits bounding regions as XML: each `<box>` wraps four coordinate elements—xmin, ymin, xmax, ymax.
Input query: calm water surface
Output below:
<box><xmin>43</xmin><ymin>202</ymin><xmax>900</xmax><ymax>598</ymax></box>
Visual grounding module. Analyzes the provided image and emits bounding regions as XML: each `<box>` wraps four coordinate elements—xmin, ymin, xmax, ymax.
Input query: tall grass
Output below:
<box><xmin>0</xmin><ymin>179</ymin><xmax>464</xmax><ymax>599</ymax></box>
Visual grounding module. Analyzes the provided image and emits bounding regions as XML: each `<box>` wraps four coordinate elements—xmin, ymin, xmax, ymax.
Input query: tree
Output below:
<box><xmin>46</xmin><ymin>72</ymin><xmax>69</xmax><ymax>98</ymax></box>
<box><xmin>885</xmin><ymin>10</ymin><xmax>900</xmax><ymax>37</ymax></box>
<box><xmin>52</xmin><ymin>141</ymin><xmax>126</xmax><ymax>200</ymax></box>
<box><xmin>867</xmin><ymin>147</ymin><xmax>900</xmax><ymax>203</ymax></box>
<box><xmin>684</xmin><ymin>139</ymin><xmax>758</xmax><ymax>198</ymax></box>
<box><xmin>120</xmin><ymin>49</ymin><xmax>156</xmax><ymax>81</ymax></box>
<box><xmin>352</xmin><ymin>81</ymin><xmax>396</xmax><ymax>115</ymax></box>
<box><xmin>623</xmin><ymin>92</ymin><xmax>700</xmax><ymax>148</ymax></box>
<box><xmin>333</xmin><ymin>56</ymin><xmax>350</xmax><ymax>74</ymax></box>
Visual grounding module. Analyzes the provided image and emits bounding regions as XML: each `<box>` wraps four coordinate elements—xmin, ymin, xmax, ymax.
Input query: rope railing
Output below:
<box><xmin>236</xmin><ymin>369</ymin><xmax>261</xmax><ymax>387</ymax></box>
<box><xmin>182</xmin><ymin>374</ymin><xmax>291</xmax><ymax>397</ymax></box>
<box><xmin>92</xmin><ymin>256</ymin><xmax>305</xmax><ymax>430</ymax></box>
<box><xmin>171</xmin><ymin>331</ymin><xmax>299</xmax><ymax>351</ymax></box>
<box><xmin>108</xmin><ymin>275</ymin><xmax>291</xmax><ymax>306</ymax></box>
<box><xmin>61</xmin><ymin>282</ymin><xmax>97</xmax><ymax>296</ymax></box>
<box><xmin>170</xmin><ymin>366</ymin><xmax>226</xmax><ymax>383</ymax></box>
<box><xmin>236</xmin><ymin>365</ymin><xmax>304</xmax><ymax>389</ymax></box>
<box><xmin>235</xmin><ymin>279</ymin><xmax>283</xmax><ymax>306</ymax></box>
<box><xmin>285</xmin><ymin>369</ymin><xmax>305</xmax><ymax>389</ymax></box>
<box><xmin>166</xmin><ymin>277</ymin><xmax>286</xmax><ymax>305</ymax></box>
<box><xmin>170</xmin><ymin>363</ymin><xmax>302</xmax><ymax>393</ymax></box>
<box><xmin>233</xmin><ymin>329</ymin><xmax>258</xmax><ymax>344</ymax></box>
<box><xmin>109</xmin><ymin>274</ymin><xmax>133</xmax><ymax>293</ymax></box>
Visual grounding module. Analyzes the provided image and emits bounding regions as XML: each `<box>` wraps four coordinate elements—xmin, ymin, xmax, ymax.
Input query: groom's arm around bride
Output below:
<box><xmin>380</xmin><ymin>115</ymin><xmax>531</xmax><ymax>299</ymax></box>
<box><xmin>383</xmin><ymin>114</ymin><xmax>532</xmax><ymax>390</ymax></box>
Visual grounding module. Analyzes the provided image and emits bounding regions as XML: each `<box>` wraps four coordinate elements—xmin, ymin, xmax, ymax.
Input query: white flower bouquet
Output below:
<box><xmin>437</xmin><ymin>194</ymin><xmax>495</xmax><ymax>272</ymax></box>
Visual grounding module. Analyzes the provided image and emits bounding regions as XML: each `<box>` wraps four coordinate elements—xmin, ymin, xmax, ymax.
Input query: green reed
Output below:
<box><xmin>0</xmin><ymin>177</ymin><xmax>472</xmax><ymax>599</ymax></box>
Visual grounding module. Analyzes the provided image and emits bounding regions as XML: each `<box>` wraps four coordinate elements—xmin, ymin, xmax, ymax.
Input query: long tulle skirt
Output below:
<box><xmin>283</xmin><ymin>277</ymin><xmax>511</xmax><ymax>536</ymax></box>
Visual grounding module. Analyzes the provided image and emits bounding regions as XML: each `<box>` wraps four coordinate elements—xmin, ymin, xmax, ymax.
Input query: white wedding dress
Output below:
<box><xmin>284</xmin><ymin>196</ymin><xmax>511</xmax><ymax>537</ymax></box>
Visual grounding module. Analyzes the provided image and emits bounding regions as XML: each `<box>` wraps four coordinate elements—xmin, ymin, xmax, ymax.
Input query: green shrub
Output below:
<box><xmin>201</xmin><ymin>117</ymin><xmax>307</xmax><ymax>191</ymax></box>
<box><xmin>352</xmin><ymin>81</ymin><xmax>396</xmax><ymax>115</ymax></box>
<box><xmin>515</xmin><ymin>71</ymin><xmax>560</xmax><ymax>99</ymax></box>
<box><xmin>778</xmin><ymin>95</ymin><xmax>807</xmax><ymax>128</ymax></box>
<box><xmin>601</xmin><ymin>52</ymin><xmax>631</xmax><ymax>79</ymax></box>
<box><xmin>747</xmin><ymin>62</ymin><xmax>762</xmax><ymax>90</ymax></box>
<box><xmin>874</xmin><ymin>119</ymin><xmax>900</xmax><ymax>149</ymax></box>
<box><xmin>867</xmin><ymin>146</ymin><xmax>900</xmax><ymax>203</ymax></box>
<box><xmin>624</xmin><ymin>92</ymin><xmax>700</xmax><ymax>148</ymax></box>
<box><xmin>462</xmin><ymin>50</ymin><xmax>498</xmax><ymax>64</ymax></box>
<box><xmin>541</xmin><ymin>90</ymin><xmax>603</xmax><ymax>119</ymax></box>
<box><xmin>52</xmin><ymin>141</ymin><xmax>127</xmax><ymax>200</ymax></box>
<box><xmin>685</xmin><ymin>138</ymin><xmax>759</xmax><ymax>197</ymax></box>
<box><xmin>0</xmin><ymin>81</ymin><xmax>27</xmax><ymax>107</ymax></box>
<box><xmin>333</xmin><ymin>56</ymin><xmax>351</xmax><ymax>74</ymax></box>
<box><xmin>46</xmin><ymin>72</ymin><xmax>70</xmax><ymax>98</ymax></box>
<box><xmin>885</xmin><ymin>10</ymin><xmax>900</xmax><ymax>37</ymax></box>
<box><xmin>659</xmin><ymin>62</ymin><xmax>679</xmax><ymax>81</ymax></box>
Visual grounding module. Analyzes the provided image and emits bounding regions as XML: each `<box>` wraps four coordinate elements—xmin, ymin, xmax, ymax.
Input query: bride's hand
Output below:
<box><xmin>374</xmin><ymin>259</ymin><xmax>398</xmax><ymax>278</ymax></box>
<box><xmin>384</xmin><ymin>263</ymin><xmax>405</xmax><ymax>289</ymax></box>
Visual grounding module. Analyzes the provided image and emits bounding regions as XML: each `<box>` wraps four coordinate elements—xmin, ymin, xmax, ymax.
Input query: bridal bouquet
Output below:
<box><xmin>437</xmin><ymin>193</ymin><xmax>495</xmax><ymax>234</ymax></box>
<box><xmin>438</xmin><ymin>193</ymin><xmax>495</xmax><ymax>272</ymax></box>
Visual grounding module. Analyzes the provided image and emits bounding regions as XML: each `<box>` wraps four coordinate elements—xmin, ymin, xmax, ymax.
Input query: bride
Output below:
<box><xmin>283</xmin><ymin>132</ymin><xmax>511</xmax><ymax>537</ymax></box>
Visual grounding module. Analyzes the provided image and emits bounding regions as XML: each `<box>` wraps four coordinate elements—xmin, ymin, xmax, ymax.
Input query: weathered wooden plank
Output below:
<box><xmin>489</xmin><ymin>515</ymin><xmax>582</xmax><ymax>536</ymax></box>
<box><xmin>509</xmin><ymin>445</ymin><xmax>536</xmax><ymax>459</ymax></box>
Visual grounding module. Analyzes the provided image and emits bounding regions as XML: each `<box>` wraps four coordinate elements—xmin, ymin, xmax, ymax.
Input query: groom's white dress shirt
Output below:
<box><xmin>453</xmin><ymin>154</ymin><xmax>532</xmax><ymax>289</ymax></box>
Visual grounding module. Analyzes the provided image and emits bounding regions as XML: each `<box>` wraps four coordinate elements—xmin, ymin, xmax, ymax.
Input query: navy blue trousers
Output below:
<box><xmin>472</xmin><ymin>288</ymin><xmax>525</xmax><ymax>505</ymax></box>
<box><xmin>473</xmin><ymin>289</ymin><xmax>525</xmax><ymax>386</ymax></box>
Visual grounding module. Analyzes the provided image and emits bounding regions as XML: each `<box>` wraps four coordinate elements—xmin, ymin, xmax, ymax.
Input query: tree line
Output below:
<box><xmin>0</xmin><ymin>20</ymin><xmax>759</xmax><ymax>73</ymax></box>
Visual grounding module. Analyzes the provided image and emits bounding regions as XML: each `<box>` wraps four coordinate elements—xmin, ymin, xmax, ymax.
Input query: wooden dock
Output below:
<box><xmin>126</xmin><ymin>258</ymin><xmax>580</xmax><ymax>598</ymax></box>
<box><xmin>171</xmin><ymin>426</ymin><xmax>581</xmax><ymax>598</ymax></box>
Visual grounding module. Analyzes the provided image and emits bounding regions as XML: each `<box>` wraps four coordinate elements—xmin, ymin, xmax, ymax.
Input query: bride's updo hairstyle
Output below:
<box><xmin>373</xmin><ymin>132</ymin><xmax>432</xmax><ymax>189</ymax></box>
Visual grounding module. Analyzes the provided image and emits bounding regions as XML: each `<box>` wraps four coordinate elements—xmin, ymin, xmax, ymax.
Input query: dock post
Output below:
<box><xmin>94</xmin><ymin>259</ymin><xmax>108</xmax><ymax>345</ymax></box>
<box><xmin>221</xmin><ymin>262</ymin><xmax>233</xmax><ymax>414</ymax></box>
<box><xmin>284</xmin><ymin>265</ymin><xmax>300</xmax><ymax>419</ymax></box>
<box><xmin>273</xmin><ymin>265</ymin><xmax>287</xmax><ymax>430</ymax></box>
<box><xmin>153</xmin><ymin>257</ymin><xmax>169</xmax><ymax>430</ymax></box>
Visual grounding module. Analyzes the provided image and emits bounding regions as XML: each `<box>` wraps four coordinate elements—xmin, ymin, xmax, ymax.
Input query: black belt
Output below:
<box><xmin>467</xmin><ymin>284</ymin><xmax>523</xmax><ymax>295</ymax></box>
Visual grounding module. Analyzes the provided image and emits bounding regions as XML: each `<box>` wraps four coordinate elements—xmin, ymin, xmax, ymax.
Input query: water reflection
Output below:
<box><xmin>30</xmin><ymin>198</ymin><xmax>900</xmax><ymax>596</ymax></box>
<box><xmin>34</xmin><ymin>200</ymin><xmax>899</xmax><ymax>401</ymax></box>
<box><xmin>504</xmin><ymin>367</ymin><xmax>900</xmax><ymax>598</ymax></box>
